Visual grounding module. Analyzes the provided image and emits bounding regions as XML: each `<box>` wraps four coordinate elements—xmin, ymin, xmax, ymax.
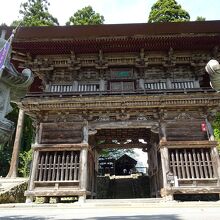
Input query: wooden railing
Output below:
<box><xmin>26</xmin><ymin>87</ymin><xmax>214</xmax><ymax>98</ymax></box>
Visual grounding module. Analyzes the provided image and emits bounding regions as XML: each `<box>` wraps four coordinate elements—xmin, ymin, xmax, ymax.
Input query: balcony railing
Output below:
<box><xmin>26</xmin><ymin>87</ymin><xmax>214</xmax><ymax>98</ymax></box>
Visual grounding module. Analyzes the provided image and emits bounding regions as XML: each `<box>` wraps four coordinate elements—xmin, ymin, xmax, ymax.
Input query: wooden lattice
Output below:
<box><xmin>169</xmin><ymin>148</ymin><xmax>215</xmax><ymax>179</ymax></box>
<box><xmin>35</xmin><ymin>151</ymin><xmax>80</xmax><ymax>182</ymax></box>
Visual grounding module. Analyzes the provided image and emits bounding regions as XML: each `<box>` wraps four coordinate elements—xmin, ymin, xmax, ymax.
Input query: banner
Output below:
<box><xmin>0</xmin><ymin>40</ymin><xmax>10</xmax><ymax>71</ymax></box>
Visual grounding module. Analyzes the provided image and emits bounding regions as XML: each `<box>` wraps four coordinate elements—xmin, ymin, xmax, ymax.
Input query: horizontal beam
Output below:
<box><xmin>96</xmin><ymin>143</ymin><xmax>148</xmax><ymax>149</ymax></box>
<box><xmin>159</xmin><ymin>140</ymin><xmax>217</xmax><ymax>149</ymax></box>
<box><xmin>32</xmin><ymin>143</ymin><xmax>89</xmax><ymax>151</ymax></box>
<box><xmin>161</xmin><ymin>186</ymin><xmax>220</xmax><ymax>197</ymax></box>
<box><xmin>22</xmin><ymin>92</ymin><xmax>220</xmax><ymax>112</ymax></box>
<box><xmin>25</xmin><ymin>189</ymin><xmax>91</xmax><ymax>197</ymax></box>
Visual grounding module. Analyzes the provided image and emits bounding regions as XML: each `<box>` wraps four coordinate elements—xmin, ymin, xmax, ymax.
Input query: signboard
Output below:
<box><xmin>111</xmin><ymin>69</ymin><xmax>132</xmax><ymax>79</ymax></box>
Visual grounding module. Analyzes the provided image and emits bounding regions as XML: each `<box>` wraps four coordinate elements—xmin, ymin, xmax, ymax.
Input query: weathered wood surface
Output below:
<box><xmin>32</xmin><ymin>143</ymin><xmax>88</xmax><ymax>151</ymax></box>
<box><xmin>25</xmin><ymin>189</ymin><xmax>91</xmax><ymax>197</ymax></box>
<box><xmin>21</xmin><ymin>92</ymin><xmax>220</xmax><ymax>112</ymax></box>
<box><xmin>161</xmin><ymin>186</ymin><xmax>220</xmax><ymax>197</ymax></box>
<box><xmin>35</xmin><ymin>150</ymin><xmax>80</xmax><ymax>182</ymax></box>
<box><xmin>79</xmin><ymin>148</ymin><xmax>88</xmax><ymax>190</ymax></box>
<box><xmin>166</xmin><ymin>121</ymin><xmax>207</xmax><ymax>141</ymax></box>
<box><xmin>160</xmin><ymin>147</ymin><xmax>169</xmax><ymax>188</ymax></box>
<box><xmin>40</xmin><ymin>122</ymin><xmax>83</xmax><ymax>144</ymax></box>
<box><xmin>160</xmin><ymin>141</ymin><xmax>217</xmax><ymax>148</ymax></box>
<box><xmin>169</xmin><ymin>148</ymin><xmax>215</xmax><ymax>180</ymax></box>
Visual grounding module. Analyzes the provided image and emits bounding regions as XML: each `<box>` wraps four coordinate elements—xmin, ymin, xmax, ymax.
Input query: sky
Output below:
<box><xmin>0</xmin><ymin>0</ymin><xmax>220</xmax><ymax>26</ymax></box>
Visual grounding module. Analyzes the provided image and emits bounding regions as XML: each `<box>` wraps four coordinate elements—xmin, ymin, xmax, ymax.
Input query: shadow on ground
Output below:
<box><xmin>0</xmin><ymin>214</ymin><xmax>181</xmax><ymax>220</ymax></box>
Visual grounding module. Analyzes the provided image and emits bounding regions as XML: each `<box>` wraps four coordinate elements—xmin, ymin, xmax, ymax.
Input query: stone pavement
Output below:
<box><xmin>0</xmin><ymin>199</ymin><xmax>220</xmax><ymax>220</ymax></box>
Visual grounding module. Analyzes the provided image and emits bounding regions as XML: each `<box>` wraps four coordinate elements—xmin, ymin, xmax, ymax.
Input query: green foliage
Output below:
<box><xmin>148</xmin><ymin>0</ymin><xmax>190</xmax><ymax>23</ymax></box>
<box><xmin>6</xmin><ymin>104</ymin><xmax>34</xmax><ymax>152</ymax></box>
<box><xmin>0</xmin><ymin>104</ymin><xmax>19</xmax><ymax>177</ymax></box>
<box><xmin>18</xmin><ymin>149</ymin><xmax>33</xmax><ymax>177</ymax></box>
<box><xmin>0</xmin><ymin>142</ymin><xmax>13</xmax><ymax>177</ymax></box>
<box><xmin>12</xmin><ymin>0</ymin><xmax>59</xmax><ymax>26</ymax></box>
<box><xmin>196</xmin><ymin>16</ymin><xmax>206</xmax><ymax>21</ymax></box>
<box><xmin>10</xmin><ymin>20</ymin><xmax>23</xmax><ymax>27</ymax></box>
<box><xmin>100</xmin><ymin>148</ymin><xmax>136</xmax><ymax>160</ymax></box>
<box><xmin>66</xmin><ymin>6</ymin><xmax>104</xmax><ymax>25</ymax></box>
<box><xmin>213</xmin><ymin>113</ymin><xmax>220</xmax><ymax>150</ymax></box>
<box><xmin>0</xmin><ymin>103</ymin><xmax>34</xmax><ymax>177</ymax></box>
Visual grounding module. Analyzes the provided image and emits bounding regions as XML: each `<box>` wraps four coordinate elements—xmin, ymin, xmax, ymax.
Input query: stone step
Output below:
<box><xmin>85</xmin><ymin>198</ymin><xmax>164</xmax><ymax>204</ymax></box>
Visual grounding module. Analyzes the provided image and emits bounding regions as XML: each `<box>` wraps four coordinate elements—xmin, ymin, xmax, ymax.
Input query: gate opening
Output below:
<box><xmin>89</xmin><ymin>127</ymin><xmax>162</xmax><ymax>199</ymax></box>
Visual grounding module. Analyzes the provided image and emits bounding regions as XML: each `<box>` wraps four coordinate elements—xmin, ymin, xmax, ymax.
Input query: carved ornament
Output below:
<box><xmin>175</xmin><ymin>112</ymin><xmax>193</xmax><ymax>120</ymax></box>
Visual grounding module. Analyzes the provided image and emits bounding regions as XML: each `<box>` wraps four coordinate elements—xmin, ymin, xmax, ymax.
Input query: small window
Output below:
<box><xmin>145</xmin><ymin>82</ymin><xmax>167</xmax><ymax>90</ymax></box>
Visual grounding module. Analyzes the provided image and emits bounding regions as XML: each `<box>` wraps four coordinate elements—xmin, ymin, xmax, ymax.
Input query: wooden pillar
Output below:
<box><xmin>25</xmin><ymin>150</ymin><xmax>39</xmax><ymax>203</ymax></box>
<box><xmin>79</xmin><ymin>122</ymin><xmax>89</xmax><ymax>202</ymax></box>
<box><xmin>26</xmin><ymin>122</ymin><xmax>40</xmax><ymax>203</ymax></box>
<box><xmin>79</xmin><ymin>147</ymin><xmax>88</xmax><ymax>202</ymax></box>
<box><xmin>211</xmin><ymin>146</ymin><xmax>220</xmax><ymax>185</ymax></box>
<box><xmin>160</xmin><ymin>123</ymin><xmax>167</xmax><ymax>142</ymax></box>
<box><xmin>99</xmin><ymin>79</ymin><xmax>105</xmax><ymax>91</ymax></box>
<box><xmin>73</xmin><ymin>80</ymin><xmax>78</xmax><ymax>91</ymax></box>
<box><xmin>160</xmin><ymin>146</ymin><xmax>169</xmax><ymax>188</ymax></box>
<box><xmin>7</xmin><ymin>109</ymin><xmax>25</xmax><ymax>178</ymax></box>
<box><xmin>83</xmin><ymin>122</ymin><xmax>88</xmax><ymax>144</ymax></box>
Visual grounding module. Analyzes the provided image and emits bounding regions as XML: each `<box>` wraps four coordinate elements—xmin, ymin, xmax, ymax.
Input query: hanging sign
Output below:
<box><xmin>201</xmin><ymin>122</ymin><xmax>207</xmax><ymax>132</ymax></box>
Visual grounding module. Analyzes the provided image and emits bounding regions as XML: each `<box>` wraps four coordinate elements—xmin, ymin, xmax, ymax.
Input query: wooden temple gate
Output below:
<box><xmin>2</xmin><ymin>21</ymin><xmax>220</xmax><ymax>202</ymax></box>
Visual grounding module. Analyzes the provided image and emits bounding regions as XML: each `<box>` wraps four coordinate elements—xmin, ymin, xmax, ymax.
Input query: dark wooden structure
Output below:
<box><xmin>98</xmin><ymin>154</ymin><xmax>137</xmax><ymax>176</ymax></box>
<box><xmin>98</xmin><ymin>157</ymin><xmax>115</xmax><ymax>175</ymax></box>
<box><xmin>115</xmin><ymin>154</ymin><xmax>137</xmax><ymax>175</ymax></box>
<box><xmin>2</xmin><ymin>20</ymin><xmax>220</xmax><ymax>201</ymax></box>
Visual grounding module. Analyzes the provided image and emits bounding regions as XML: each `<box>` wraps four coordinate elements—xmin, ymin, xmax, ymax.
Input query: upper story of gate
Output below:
<box><xmin>1</xmin><ymin>21</ymin><xmax>220</xmax><ymax>113</ymax></box>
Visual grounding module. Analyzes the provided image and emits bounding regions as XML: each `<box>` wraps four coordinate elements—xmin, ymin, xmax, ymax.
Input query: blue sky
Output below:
<box><xmin>1</xmin><ymin>0</ymin><xmax>220</xmax><ymax>26</ymax></box>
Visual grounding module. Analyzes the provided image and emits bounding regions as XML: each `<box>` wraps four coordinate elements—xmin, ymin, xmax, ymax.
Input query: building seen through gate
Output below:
<box><xmin>1</xmin><ymin>20</ymin><xmax>220</xmax><ymax>202</ymax></box>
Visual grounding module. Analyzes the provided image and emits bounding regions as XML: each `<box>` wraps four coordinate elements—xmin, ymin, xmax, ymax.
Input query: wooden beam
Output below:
<box><xmin>32</xmin><ymin>143</ymin><xmax>88</xmax><ymax>151</ymax></box>
<box><xmin>162</xmin><ymin>186</ymin><xmax>220</xmax><ymax>197</ymax></box>
<box><xmin>96</xmin><ymin>143</ymin><xmax>148</xmax><ymax>149</ymax></box>
<box><xmin>25</xmin><ymin>189</ymin><xmax>91</xmax><ymax>197</ymax></box>
<box><xmin>160</xmin><ymin>140</ymin><xmax>217</xmax><ymax>149</ymax></box>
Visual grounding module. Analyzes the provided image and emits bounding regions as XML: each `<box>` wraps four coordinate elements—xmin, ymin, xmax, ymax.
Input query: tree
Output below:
<box><xmin>148</xmin><ymin>0</ymin><xmax>190</xmax><ymax>23</ymax></box>
<box><xmin>196</xmin><ymin>16</ymin><xmax>206</xmax><ymax>21</ymax></box>
<box><xmin>213</xmin><ymin>113</ymin><xmax>220</xmax><ymax>151</ymax></box>
<box><xmin>12</xmin><ymin>0</ymin><xmax>59</xmax><ymax>26</ymax></box>
<box><xmin>0</xmin><ymin>103</ymin><xmax>34</xmax><ymax>177</ymax></box>
<box><xmin>101</xmin><ymin>148</ymin><xmax>136</xmax><ymax>160</ymax></box>
<box><xmin>66</xmin><ymin>6</ymin><xmax>104</xmax><ymax>25</ymax></box>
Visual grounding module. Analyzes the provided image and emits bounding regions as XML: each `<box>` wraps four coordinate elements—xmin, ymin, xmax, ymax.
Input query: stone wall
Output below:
<box><xmin>96</xmin><ymin>175</ymin><xmax>150</xmax><ymax>199</ymax></box>
<box><xmin>96</xmin><ymin>176</ymin><xmax>111</xmax><ymax>199</ymax></box>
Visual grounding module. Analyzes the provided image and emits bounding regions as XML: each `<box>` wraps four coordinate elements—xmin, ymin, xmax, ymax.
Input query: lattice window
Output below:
<box><xmin>169</xmin><ymin>148</ymin><xmax>215</xmax><ymax>180</ymax></box>
<box><xmin>50</xmin><ymin>84</ymin><xmax>73</xmax><ymax>92</ymax></box>
<box><xmin>49</xmin><ymin>84</ymin><xmax>100</xmax><ymax>92</ymax></box>
<box><xmin>35</xmin><ymin>151</ymin><xmax>80</xmax><ymax>182</ymax></box>
<box><xmin>145</xmin><ymin>82</ymin><xmax>167</xmax><ymax>90</ymax></box>
<box><xmin>172</xmin><ymin>81</ymin><xmax>195</xmax><ymax>89</ymax></box>
<box><xmin>78</xmin><ymin>84</ymin><xmax>99</xmax><ymax>92</ymax></box>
